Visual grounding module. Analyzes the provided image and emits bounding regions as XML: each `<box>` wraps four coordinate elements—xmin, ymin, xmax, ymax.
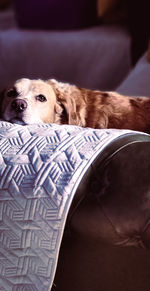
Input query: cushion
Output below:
<box><xmin>14</xmin><ymin>0</ymin><xmax>98</xmax><ymax>30</ymax></box>
<box><xmin>117</xmin><ymin>53</ymin><xmax>150</xmax><ymax>97</ymax></box>
<box><xmin>0</xmin><ymin>24</ymin><xmax>131</xmax><ymax>91</ymax></box>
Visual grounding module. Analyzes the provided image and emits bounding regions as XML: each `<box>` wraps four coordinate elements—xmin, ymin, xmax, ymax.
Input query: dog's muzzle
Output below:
<box><xmin>11</xmin><ymin>99</ymin><xmax>27</xmax><ymax>113</ymax></box>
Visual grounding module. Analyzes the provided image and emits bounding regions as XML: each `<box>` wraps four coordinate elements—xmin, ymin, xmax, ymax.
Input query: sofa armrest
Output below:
<box><xmin>54</xmin><ymin>129</ymin><xmax>150</xmax><ymax>291</ymax></box>
<box><xmin>0</xmin><ymin>121</ymin><xmax>149</xmax><ymax>290</ymax></box>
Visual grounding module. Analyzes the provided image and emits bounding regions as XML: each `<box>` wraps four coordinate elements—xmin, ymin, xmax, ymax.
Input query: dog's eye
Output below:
<box><xmin>36</xmin><ymin>94</ymin><xmax>47</xmax><ymax>102</ymax></box>
<box><xmin>7</xmin><ymin>87</ymin><xmax>18</xmax><ymax>98</ymax></box>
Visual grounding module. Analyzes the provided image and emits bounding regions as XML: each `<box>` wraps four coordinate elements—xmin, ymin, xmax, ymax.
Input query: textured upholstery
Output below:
<box><xmin>1</xmin><ymin>121</ymin><xmax>142</xmax><ymax>290</ymax></box>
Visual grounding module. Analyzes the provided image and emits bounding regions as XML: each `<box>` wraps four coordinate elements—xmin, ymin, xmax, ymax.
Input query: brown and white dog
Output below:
<box><xmin>1</xmin><ymin>78</ymin><xmax>150</xmax><ymax>133</ymax></box>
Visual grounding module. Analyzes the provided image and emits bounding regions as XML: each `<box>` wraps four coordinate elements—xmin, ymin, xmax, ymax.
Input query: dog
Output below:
<box><xmin>1</xmin><ymin>77</ymin><xmax>150</xmax><ymax>133</ymax></box>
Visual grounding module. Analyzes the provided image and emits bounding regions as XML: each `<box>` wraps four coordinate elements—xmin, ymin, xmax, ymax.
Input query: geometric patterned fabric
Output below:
<box><xmin>0</xmin><ymin>122</ymin><xmax>145</xmax><ymax>290</ymax></box>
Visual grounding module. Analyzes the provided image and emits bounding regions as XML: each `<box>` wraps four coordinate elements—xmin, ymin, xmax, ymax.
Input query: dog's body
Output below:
<box><xmin>1</xmin><ymin>78</ymin><xmax>150</xmax><ymax>133</ymax></box>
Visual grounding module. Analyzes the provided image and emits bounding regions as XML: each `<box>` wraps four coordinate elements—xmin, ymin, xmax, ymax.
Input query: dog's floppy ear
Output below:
<box><xmin>59</xmin><ymin>95</ymin><xmax>79</xmax><ymax>125</ymax></box>
<box><xmin>46</xmin><ymin>79</ymin><xmax>81</xmax><ymax>126</ymax></box>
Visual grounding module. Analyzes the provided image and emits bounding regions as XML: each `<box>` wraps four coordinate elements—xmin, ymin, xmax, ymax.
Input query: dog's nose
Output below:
<box><xmin>11</xmin><ymin>99</ymin><xmax>27</xmax><ymax>113</ymax></box>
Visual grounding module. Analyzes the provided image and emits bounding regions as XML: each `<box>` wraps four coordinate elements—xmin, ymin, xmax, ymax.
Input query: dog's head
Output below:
<box><xmin>0</xmin><ymin>78</ymin><xmax>84</xmax><ymax>126</ymax></box>
<box><xmin>0</xmin><ymin>78</ymin><xmax>63</xmax><ymax>125</ymax></box>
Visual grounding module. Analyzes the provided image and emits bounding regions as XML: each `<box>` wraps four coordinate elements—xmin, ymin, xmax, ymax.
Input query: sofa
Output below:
<box><xmin>0</xmin><ymin>1</ymin><xmax>150</xmax><ymax>291</ymax></box>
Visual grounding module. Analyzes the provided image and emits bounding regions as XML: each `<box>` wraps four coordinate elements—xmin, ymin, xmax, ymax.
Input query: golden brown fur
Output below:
<box><xmin>1</xmin><ymin>78</ymin><xmax>150</xmax><ymax>134</ymax></box>
<box><xmin>48</xmin><ymin>79</ymin><xmax>150</xmax><ymax>133</ymax></box>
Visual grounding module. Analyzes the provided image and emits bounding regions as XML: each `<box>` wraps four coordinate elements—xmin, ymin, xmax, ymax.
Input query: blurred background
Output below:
<box><xmin>0</xmin><ymin>0</ymin><xmax>150</xmax><ymax>95</ymax></box>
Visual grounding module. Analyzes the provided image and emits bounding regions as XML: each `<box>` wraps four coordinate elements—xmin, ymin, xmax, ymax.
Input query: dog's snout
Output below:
<box><xmin>11</xmin><ymin>99</ymin><xmax>27</xmax><ymax>113</ymax></box>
